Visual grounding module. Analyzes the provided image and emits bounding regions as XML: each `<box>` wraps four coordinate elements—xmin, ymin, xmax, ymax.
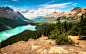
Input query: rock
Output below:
<box><xmin>41</xmin><ymin>49</ymin><xmax>48</xmax><ymax>54</ymax></box>
<box><xmin>79</xmin><ymin>51</ymin><xmax>86</xmax><ymax>54</ymax></box>
<box><xmin>63</xmin><ymin>50</ymin><xmax>69</xmax><ymax>53</ymax></box>
<box><xmin>6</xmin><ymin>26</ymin><xmax>12</xmax><ymax>29</ymax></box>
<box><xmin>42</xmin><ymin>35</ymin><xmax>44</xmax><ymax>37</ymax></box>
<box><xmin>75</xmin><ymin>45</ymin><xmax>85</xmax><ymax>48</ymax></box>
<box><xmin>31</xmin><ymin>45</ymin><xmax>41</xmax><ymax>50</ymax></box>
<box><xmin>48</xmin><ymin>47</ymin><xmax>64</xmax><ymax>53</ymax></box>
<box><xmin>1</xmin><ymin>36</ymin><xmax>86</xmax><ymax>54</ymax></box>
<box><xmin>36</xmin><ymin>47</ymin><xmax>45</xmax><ymax>53</ymax></box>
<box><xmin>3</xmin><ymin>53</ymin><xmax>7</xmax><ymax>54</ymax></box>
<box><xmin>69</xmin><ymin>48</ymin><xmax>74</xmax><ymax>51</ymax></box>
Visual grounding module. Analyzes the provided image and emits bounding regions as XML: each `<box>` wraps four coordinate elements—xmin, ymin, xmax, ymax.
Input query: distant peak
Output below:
<box><xmin>84</xmin><ymin>8</ymin><xmax>86</xmax><ymax>10</ymax></box>
<box><xmin>16</xmin><ymin>11</ymin><xmax>19</xmax><ymax>12</ymax></box>
<box><xmin>5</xmin><ymin>6</ymin><xmax>13</xmax><ymax>11</ymax></box>
<box><xmin>53</xmin><ymin>12</ymin><xmax>56</xmax><ymax>13</ymax></box>
<box><xmin>74</xmin><ymin>7</ymin><xmax>81</xmax><ymax>8</ymax></box>
<box><xmin>15</xmin><ymin>11</ymin><xmax>21</xmax><ymax>14</ymax></box>
<box><xmin>5</xmin><ymin>6</ymin><xmax>10</xmax><ymax>8</ymax></box>
<box><xmin>70</xmin><ymin>7</ymin><xmax>82</xmax><ymax>11</ymax></box>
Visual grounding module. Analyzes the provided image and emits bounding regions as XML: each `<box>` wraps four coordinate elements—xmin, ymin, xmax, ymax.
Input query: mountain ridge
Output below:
<box><xmin>0</xmin><ymin>6</ymin><xmax>30</xmax><ymax>22</ymax></box>
<box><xmin>45</xmin><ymin>7</ymin><xmax>86</xmax><ymax>20</ymax></box>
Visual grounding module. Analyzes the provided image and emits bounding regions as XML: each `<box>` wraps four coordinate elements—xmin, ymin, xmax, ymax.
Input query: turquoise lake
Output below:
<box><xmin>0</xmin><ymin>24</ymin><xmax>36</xmax><ymax>42</ymax></box>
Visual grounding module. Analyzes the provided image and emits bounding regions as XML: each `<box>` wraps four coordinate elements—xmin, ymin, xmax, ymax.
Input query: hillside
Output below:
<box><xmin>1</xmin><ymin>36</ymin><xmax>86</xmax><ymax>54</ymax></box>
<box><xmin>35</xmin><ymin>17</ymin><xmax>56</xmax><ymax>23</ymax></box>
<box><xmin>46</xmin><ymin>12</ymin><xmax>66</xmax><ymax>18</ymax></box>
<box><xmin>35</xmin><ymin>17</ymin><xmax>80</xmax><ymax>24</ymax></box>
<box><xmin>0</xmin><ymin>17</ymin><xmax>28</xmax><ymax>32</ymax></box>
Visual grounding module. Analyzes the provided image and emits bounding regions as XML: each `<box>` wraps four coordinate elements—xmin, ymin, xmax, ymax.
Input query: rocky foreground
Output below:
<box><xmin>1</xmin><ymin>36</ymin><xmax>86</xmax><ymax>54</ymax></box>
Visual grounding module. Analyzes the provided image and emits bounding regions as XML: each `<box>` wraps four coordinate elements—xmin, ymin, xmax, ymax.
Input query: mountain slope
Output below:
<box><xmin>35</xmin><ymin>7</ymin><xmax>85</xmax><ymax>23</ymax></box>
<box><xmin>46</xmin><ymin>12</ymin><xmax>66</xmax><ymax>18</ymax></box>
<box><xmin>0</xmin><ymin>6</ymin><xmax>31</xmax><ymax>22</ymax></box>
<box><xmin>46</xmin><ymin>7</ymin><xmax>86</xmax><ymax>20</ymax></box>
<box><xmin>0</xmin><ymin>17</ymin><xmax>28</xmax><ymax>32</ymax></box>
<box><xmin>35</xmin><ymin>17</ymin><xmax>56</xmax><ymax>23</ymax></box>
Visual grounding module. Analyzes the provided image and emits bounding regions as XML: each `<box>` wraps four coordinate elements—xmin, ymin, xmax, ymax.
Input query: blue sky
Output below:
<box><xmin>0</xmin><ymin>0</ymin><xmax>86</xmax><ymax>19</ymax></box>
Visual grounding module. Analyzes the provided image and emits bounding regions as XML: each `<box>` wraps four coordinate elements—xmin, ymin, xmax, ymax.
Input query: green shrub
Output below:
<box><xmin>69</xmin><ymin>39</ymin><xmax>75</xmax><ymax>45</ymax></box>
<box><xmin>70</xmin><ymin>25</ymin><xmax>79</xmax><ymax>36</ymax></box>
<box><xmin>49</xmin><ymin>26</ymin><xmax>75</xmax><ymax>45</ymax></box>
<box><xmin>76</xmin><ymin>41</ymin><xmax>80</xmax><ymax>45</ymax></box>
<box><xmin>55</xmin><ymin>33</ymin><xmax>75</xmax><ymax>45</ymax></box>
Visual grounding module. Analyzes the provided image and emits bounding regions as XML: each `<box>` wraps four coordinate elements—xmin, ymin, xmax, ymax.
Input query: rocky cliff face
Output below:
<box><xmin>46</xmin><ymin>12</ymin><xmax>66</xmax><ymax>18</ymax></box>
<box><xmin>46</xmin><ymin>7</ymin><xmax>86</xmax><ymax>19</ymax></box>
<box><xmin>0</xmin><ymin>7</ymin><xmax>26</xmax><ymax>21</ymax></box>
<box><xmin>15</xmin><ymin>11</ymin><xmax>25</xmax><ymax>19</ymax></box>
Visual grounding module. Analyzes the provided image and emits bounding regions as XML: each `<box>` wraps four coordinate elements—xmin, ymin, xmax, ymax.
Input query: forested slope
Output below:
<box><xmin>0</xmin><ymin>17</ymin><xmax>28</xmax><ymax>31</ymax></box>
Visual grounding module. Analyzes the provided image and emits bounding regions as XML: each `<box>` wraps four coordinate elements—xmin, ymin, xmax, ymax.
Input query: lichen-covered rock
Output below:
<box><xmin>1</xmin><ymin>36</ymin><xmax>86</xmax><ymax>54</ymax></box>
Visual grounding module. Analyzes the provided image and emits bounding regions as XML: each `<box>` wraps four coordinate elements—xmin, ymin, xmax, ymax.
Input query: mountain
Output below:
<box><xmin>31</xmin><ymin>16</ymin><xmax>44</xmax><ymax>21</ymax></box>
<box><xmin>45</xmin><ymin>12</ymin><xmax>66</xmax><ymax>18</ymax></box>
<box><xmin>46</xmin><ymin>7</ymin><xmax>86</xmax><ymax>20</ymax></box>
<box><xmin>15</xmin><ymin>11</ymin><xmax>26</xmax><ymax>19</ymax></box>
<box><xmin>0</xmin><ymin>17</ymin><xmax>28</xmax><ymax>32</ymax></box>
<box><xmin>35</xmin><ymin>7</ymin><xmax>86</xmax><ymax>23</ymax></box>
<box><xmin>0</xmin><ymin>6</ymin><xmax>31</xmax><ymax>22</ymax></box>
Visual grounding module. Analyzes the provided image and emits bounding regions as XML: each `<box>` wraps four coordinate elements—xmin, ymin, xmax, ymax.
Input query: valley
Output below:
<box><xmin>0</xmin><ymin>2</ymin><xmax>86</xmax><ymax>53</ymax></box>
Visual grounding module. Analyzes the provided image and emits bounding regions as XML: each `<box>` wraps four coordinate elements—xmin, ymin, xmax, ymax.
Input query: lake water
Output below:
<box><xmin>0</xmin><ymin>24</ymin><xmax>36</xmax><ymax>42</ymax></box>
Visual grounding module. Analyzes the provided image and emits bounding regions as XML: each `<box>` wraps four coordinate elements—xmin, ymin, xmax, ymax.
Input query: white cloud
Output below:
<box><xmin>38</xmin><ymin>2</ymin><xmax>72</xmax><ymax>8</ymax></box>
<box><xmin>46</xmin><ymin>0</ymin><xmax>54</xmax><ymax>4</ymax></box>
<box><xmin>14</xmin><ymin>8</ymin><xmax>29</xmax><ymax>13</ymax></box>
<box><xmin>29</xmin><ymin>9</ymin><xmax>34</xmax><ymax>13</ymax></box>
<box><xmin>72</xmin><ymin>3</ymin><xmax>77</xmax><ymax>6</ymax></box>
<box><xmin>15</xmin><ymin>8</ymin><xmax>61</xmax><ymax>19</ymax></box>
<box><xmin>14</xmin><ymin>8</ymin><xmax>21</xmax><ymax>11</ymax></box>
<box><xmin>12</xmin><ymin>0</ymin><xmax>18</xmax><ymax>2</ymax></box>
<box><xmin>24</xmin><ymin>6</ymin><xmax>29</xmax><ymax>8</ymax></box>
<box><xmin>4</xmin><ymin>5</ymin><xmax>13</xmax><ymax>8</ymax></box>
<box><xmin>22</xmin><ymin>9</ymin><xmax>29</xmax><ymax>13</ymax></box>
<box><xmin>56</xmin><ymin>9</ymin><xmax>61</xmax><ymax>12</ymax></box>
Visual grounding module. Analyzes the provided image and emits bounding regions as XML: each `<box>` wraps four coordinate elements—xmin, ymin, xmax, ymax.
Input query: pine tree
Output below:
<box><xmin>50</xmin><ymin>23</ymin><xmax>52</xmax><ymax>31</ymax></box>
<box><xmin>79</xmin><ymin>13</ymin><xmax>86</xmax><ymax>36</ymax></box>
<box><xmin>69</xmin><ymin>22</ymin><xmax>72</xmax><ymax>29</ymax></box>
<box><xmin>63</xmin><ymin>21</ymin><xmax>68</xmax><ymax>31</ymax></box>
<box><xmin>55</xmin><ymin>17</ymin><xmax>63</xmax><ymax>31</ymax></box>
<box><xmin>18</xmin><ymin>37</ymin><xmax>22</xmax><ymax>41</ymax></box>
<box><xmin>0</xmin><ymin>43</ymin><xmax>1</xmax><ymax>48</ymax></box>
<box><xmin>23</xmin><ymin>36</ymin><xmax>27</xmax><ymax>41</ymax></box>
<box><xmin>71</xmin><ymin>25</ymin><xmax>78</xmax><ymax>36</ymax></box>
<box><xmin>1</xmin><ymin>40</ymin><xmax>3</xmax><ymax>47</ymax></box>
